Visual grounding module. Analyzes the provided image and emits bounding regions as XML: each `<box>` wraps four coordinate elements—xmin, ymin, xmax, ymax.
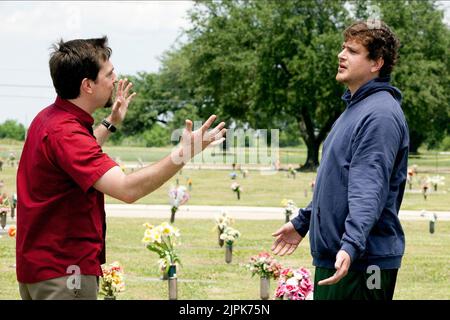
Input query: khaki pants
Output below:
<box><xmin>19</xmin><ymin>275</ymin><xmax>99</xmax><ymax>300</ymax></box>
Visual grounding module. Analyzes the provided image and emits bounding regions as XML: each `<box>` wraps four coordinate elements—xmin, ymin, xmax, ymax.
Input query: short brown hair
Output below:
<box><xmin>344</xmin><ymin>21</ymin><xmax>400</xmax><ymax>77</ymax></box>
<box><xmin>49</xmin><ymin>36</ymin><xmax>112</xmax><ymax>99</ymax></box>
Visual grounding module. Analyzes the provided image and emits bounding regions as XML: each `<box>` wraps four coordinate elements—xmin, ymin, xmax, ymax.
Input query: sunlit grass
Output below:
<box><xmin>0</xmin><ymin>219</ymin><xmax>448</xmax><ymax>300</ymax></box>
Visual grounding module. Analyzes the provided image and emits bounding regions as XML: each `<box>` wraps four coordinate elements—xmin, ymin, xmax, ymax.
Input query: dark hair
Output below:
<box><xmin>49</xmin><ymin>36</ymin><xmax>112</xmax><ymax>99</ymax></box>
<box><xmin>343</xmin><ymin>21</ymin><xmax>400</xmax><ymax>77</ymax></box>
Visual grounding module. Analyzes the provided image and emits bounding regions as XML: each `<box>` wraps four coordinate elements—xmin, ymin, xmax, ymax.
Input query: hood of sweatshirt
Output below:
<box><xmin>341</xmin><ymin>76</ymin><xmax>403</xmax><ymax>108</ymax></box>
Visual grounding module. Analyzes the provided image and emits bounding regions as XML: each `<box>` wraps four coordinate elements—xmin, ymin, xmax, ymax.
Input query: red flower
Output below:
<box><xmin>8</xmin><ymin>225</ymin><xmax>16</xmax><ymax>238</ymax></box>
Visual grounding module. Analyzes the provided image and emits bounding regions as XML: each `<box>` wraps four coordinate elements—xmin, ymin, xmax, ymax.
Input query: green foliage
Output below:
<box><xmin>0</xmin><ymin>120</ymin><xmax>26</xmax><ymax>141</ymax></box>
<box><xmin>436</xmin><ymin>136</ymin><xmax>450</xmax><ymax>151</ymax></box>
<box><xmin>175</xmin><ymin>0</ymin><xmax>351</xmax><ymax>169</ymax></box>
<box><xmin>119</xmin><ymin>72</ymin><xmax>172</xmax><ymax>135</ymax></box>
<box><xmin>103</xmin><ymin>1</ymin><xmax>449</xmax><ymax>158</ymax></box>
<box><xmin>160</xmin><ymin>0</ymin><xmax>449</xmax><ymax>165</ymax></box>
<box><xmin>168</xmin><ymin>103</ymin><xmax>202</xmax><ymax>133</ymax></box>
<box><xmin>141</xmin><ymin>124</ymin><xmax>171</xmax><ymax>147</ymax></box>
<box><xmin>279</xmin><ymin>121</ymin><xmax>304</xmax><ymax>147</ymax></box>
<box><xmin>354</xmin><ymin>0</ymin><xmax>450</xmax><ymax>152</ymax></box>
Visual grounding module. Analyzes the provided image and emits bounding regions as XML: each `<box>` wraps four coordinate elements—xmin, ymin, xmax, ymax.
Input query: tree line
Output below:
<box><xmin>4</xmin><ymin>0</ymin><xmax>450</xmax><ymax>170</ymax></box>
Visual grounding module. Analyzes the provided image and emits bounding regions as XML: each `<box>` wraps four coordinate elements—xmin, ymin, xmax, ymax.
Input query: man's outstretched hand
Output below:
<box><xmin>317</xmin><ymin>250</ymin><xmax>351</xmax><ymax>286</ymax></box>
<box><xmin>173</xmin><ymin>115</ymin><xmax>226</xmax><ymax>165</ymax></box>
<box><xmin>271</xmin><ymin>222</ymin><xmax>303</xmax><ymax>256</ymax></box>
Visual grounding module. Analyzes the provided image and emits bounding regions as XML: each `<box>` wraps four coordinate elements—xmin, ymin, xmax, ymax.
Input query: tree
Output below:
<box><xmin>0</xmin><ymin>120</ymin><xmax>26</xmax><ymax>141</ymax></box>
<box><xmin>353</xmin><ymin>0</ymin><xmax>450</xmax><ymax>152</ymax></box>
<box><xmin>93</xmin><ymin>70</ymin><xmax>193</xmax><ymax>141</ymax></box>
<box><xmin>180</xmin><ymin>0</ymin><xmax>350</xmax><ymax>170</ymax></box>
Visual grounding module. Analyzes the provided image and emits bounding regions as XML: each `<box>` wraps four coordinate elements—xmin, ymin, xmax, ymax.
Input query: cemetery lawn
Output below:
<box><xmin>1</xmin><ymin>142</ymin><xmax>449</xmax><ymax>211</ymax></box>
<box><xmin>0</xmin><ymin>164</ymin><xmax>449</xmax><ymax>211</ymax></box>
<box><xmin>0</xmin><ymin>218</ymin><xmax>448</xmax><ymax>300</ymax></box>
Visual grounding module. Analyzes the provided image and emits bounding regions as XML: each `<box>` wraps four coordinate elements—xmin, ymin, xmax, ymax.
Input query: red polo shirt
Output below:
<box><xmin>16</xmin><ymin>97</ymin><xmax>117</xmax><ymax>283</ymax></box>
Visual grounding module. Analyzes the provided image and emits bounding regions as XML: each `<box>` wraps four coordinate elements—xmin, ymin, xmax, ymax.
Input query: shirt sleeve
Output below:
<box><xmin>291</xmin><ymin>201</ymin><xmax>312</xmax><ymax>237</ymax></box>
<box><xmin>47</xmin><ymin>127</ymin><xmax>118</xmax><ymax>193</ymax></box>
<box><xmin>341</xmin><ymin>113</ymin><xmax>403</xmax><ymax>263</ymax></box>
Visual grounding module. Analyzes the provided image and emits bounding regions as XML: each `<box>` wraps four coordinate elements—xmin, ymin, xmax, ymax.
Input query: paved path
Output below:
<box><xmin>105</xmin><ymin>204</ymin><xmax>450</xmax><ymax>221</ymax></box>
<box><xmin>1</xmin><ymin>205</ymin><xmax>447</xmax><ymax>236</ymax></box>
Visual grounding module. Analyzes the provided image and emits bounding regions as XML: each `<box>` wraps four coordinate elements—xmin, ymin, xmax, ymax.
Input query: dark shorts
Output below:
<box><xmin>313</xmin><ymin>267</ymin><xmax>398</xmax><ymax>300</ymax></box>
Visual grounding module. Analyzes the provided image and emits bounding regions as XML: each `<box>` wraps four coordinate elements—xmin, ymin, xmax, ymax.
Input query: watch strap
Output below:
<box><xmin>101</xmin><ymin>119</ymin><xmax>117</xmax><ymax>132</ymax></box>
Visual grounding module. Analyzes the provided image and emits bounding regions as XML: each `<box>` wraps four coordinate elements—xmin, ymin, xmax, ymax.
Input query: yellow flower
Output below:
<box><xmin>144</xmin><ymin>228</ymin><xmax>153</xmax><ymax>238</ymax></box>
<box><xmin>152</xmin><ymin>232</ymin><xmax>162</xmax><ymax>243</ymax></box>
<box><xmin>161</xmin><ymin>222</ymin><xmax>173</xmax><ymax>235</ymax></box>
<box><xmin>143</xmin><ymin>222</ymin><xmax>154</xmax><ymax>229</ymax></box>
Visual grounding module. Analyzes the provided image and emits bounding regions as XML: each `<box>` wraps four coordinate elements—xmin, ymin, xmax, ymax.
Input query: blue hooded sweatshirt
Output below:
<box><xmin>291</xmin><ymin>76</ymin><xmax>409</xmax><ymax>271</ymax></box>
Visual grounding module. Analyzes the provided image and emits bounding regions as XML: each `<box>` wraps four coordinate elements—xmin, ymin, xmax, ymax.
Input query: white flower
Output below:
<box><xmin>215</xmin><ymin>211</ymin><xmax>234</xmax><ymax>231</ymax></box>
<box><xmin>427</xmin><ymin>175</ymin><xmax>445</xmax><ymax>186</ymax></box>
<box><xmin>286</xmin><ymin>277</ymin><xmax>298</xmax><ymax>286</ymax></box>
<box><xmin>231</xmin><ymin>182</ymin><xmax>240</xmax><ymax>191</ymax></box>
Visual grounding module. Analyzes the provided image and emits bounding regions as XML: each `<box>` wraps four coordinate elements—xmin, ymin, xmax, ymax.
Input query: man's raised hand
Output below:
<box><xmin>172</xmin><ymin>115</ymin><xmax>226</xmax><ymax>165</ymax></box>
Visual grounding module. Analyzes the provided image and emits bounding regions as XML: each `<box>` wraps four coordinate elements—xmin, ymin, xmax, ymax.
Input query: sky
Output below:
<box><xmin>0</xmin><ymin>1</ymin><xmax>194</xmax><ymax>126</ymax></box>
<box><xmin>0</xmin><ymin>0</ymin><xmax>449</xmax><ymax>127</ymax></box>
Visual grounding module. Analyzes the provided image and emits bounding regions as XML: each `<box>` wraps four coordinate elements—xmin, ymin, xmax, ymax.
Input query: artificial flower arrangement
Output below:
<box><xmin>427</xmin><ymin>175</ymin><xmax>445</xmax><ymax>191</ymax></box>
<box><xmin>221</xmin><ymin>226</ymin><xmax>241</xmax><ymax>264</ymax></box>
<box><xmin>281</xmin><ymin>199</ymin><xmax>297</xmax><ymax>222</ymax></box>
<box><xmin>142</xmin><ymin>222</ymin><xmax>182</xmax><ymax>274</ymax></box>
<box><xmin>8</xmin><ymin>225</ymin><xmax>16</xmax><ymax>238</ymax></box>
<box><xmin>219</xmin><ymin>226</ymin><xmax>241</xmax><ymax>246</ymax></box>
<box><xmin>168</xmin><ymin>185</ymin><xmax>190</xmax><ymax>223</ymax></box>
<box><xmin>0</xmin><ymin>194</ymin><xmax>10</xmax><ymax>229</ymax></box>
<box><xmin>274</xmin><ymin>267</ymin><xmax>314</xmax><ymax>300</ymax></box>
<box><xmin>100</xmin><ymin>261</ymin><xmax>125</xmax><ymax>299</ymax></box>
<box><xmin>186</xmin><ymin>177</ymin><xmax>193</xmax><ymax>191</ymax></box>
<box><xmin>230</xmin><ymin>182</ymin><xmax>242</xmax><ymax>200</ymax></box>
<box><xmin>213</xmin><ymin>211</ymin><xmax>235</xmax><ymax>247</ymax></box>
<box><xmin>288</xmin><ymin>166</ymin><xmax>296</xmax><ymax>179</ymax></box>
<box><xmin>246</xmin><ymin>252</ymin><xmax>282</xmax><ymax>280</ymax></box>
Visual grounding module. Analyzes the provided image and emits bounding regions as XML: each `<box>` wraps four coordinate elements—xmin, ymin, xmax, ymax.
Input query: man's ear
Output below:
<box><xmin>371</xmin><ymin>57</ymin><xmax>384</xmax><ymax>74</ymax></box>
<box><xmin>80</xmin><ymin>78</ymin><xmax>93</xmax><ymax>95</ymax></box>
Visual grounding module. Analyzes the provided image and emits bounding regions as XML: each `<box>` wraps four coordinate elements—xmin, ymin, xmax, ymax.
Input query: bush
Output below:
<box><xmin>141</xmin><ymin>124</ymin><xmax>171</xmax><ymax>147</ymax></box>
<box><xmin>437</xmin><ymin>136</ymin><xmax>450</xmax><ymax>151</ymax></box>
<box><xmin>0</xmin><ymin>120</ymin><xmax>26</xmax><ymax>141</ymax></box>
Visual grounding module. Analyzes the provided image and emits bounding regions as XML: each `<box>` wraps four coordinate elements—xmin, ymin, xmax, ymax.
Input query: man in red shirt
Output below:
<box><xmin>16</xmin><ymin>36</ymin><xmax>226</xmax><ymax>300</ymax></box>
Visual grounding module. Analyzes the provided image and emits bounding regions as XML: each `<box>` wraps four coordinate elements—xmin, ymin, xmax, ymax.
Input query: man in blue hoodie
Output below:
<box><xmin>272</xmin><ymin>21</ymin><xmax>409</xmax><ymax>300</ymax></box>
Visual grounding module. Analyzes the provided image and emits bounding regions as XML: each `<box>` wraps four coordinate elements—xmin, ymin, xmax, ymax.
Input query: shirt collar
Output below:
<box><xmin>54</xmin><ymin>96</ymin><xmax>94</xmax><ymax>128</ymax></box>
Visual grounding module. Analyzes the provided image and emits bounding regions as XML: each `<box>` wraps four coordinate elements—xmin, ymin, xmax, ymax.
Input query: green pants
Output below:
<box><xmin>313</xmin><ymin>267</ymin><xmax>398</xmax><ymax>300</ymax></box>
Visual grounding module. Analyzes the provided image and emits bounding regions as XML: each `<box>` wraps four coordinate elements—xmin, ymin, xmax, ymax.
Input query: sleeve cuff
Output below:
<box><xmin>291</xmin><ymin>213</ymin><xmax>309</xmax><ymax>238</ymax></box>
<box><xmin>340</xmin><ymin>242</ymin><xmax>359</xmax><ymax>264</ymax></box>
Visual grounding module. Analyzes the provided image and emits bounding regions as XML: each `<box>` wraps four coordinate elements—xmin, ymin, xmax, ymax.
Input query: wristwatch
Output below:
<box><xmin>101</xmin><ymin>119</ymin><xmax>117</xmax><ymax>133</ymax></box>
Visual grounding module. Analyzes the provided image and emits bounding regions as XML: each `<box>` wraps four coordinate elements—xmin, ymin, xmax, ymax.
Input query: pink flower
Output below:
<box><xmin>298</xmin><ymin>267</ymin><xmax>311</xmax><ymax>278</ymax></box>
<box><xmin>280</xmin><ymin>268</ymin><xmax>293</xmax><ymax>278</ymax></box>
<box><xmin>246</xmin><ymin>252</ymin><xmax>282</xmax><ymax>280</ymax></box>
<box><xmin>275</xmin><ymin>284</ymin><xmax>286</xmax><ymax>297</ymax></box>
<box><xmin>274</xmin><ymin>266</ymin><xmax>313</xmax><ymax>300</ymax></box>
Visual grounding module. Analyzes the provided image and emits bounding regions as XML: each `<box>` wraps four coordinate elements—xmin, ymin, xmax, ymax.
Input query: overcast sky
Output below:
<box><xmin>1</xmin><ymin>1</ymin><xmax>449</xmax><ymax>127</ymax></box>
<box><xmin>0</xmin><ymin>1</ymin><xmax>194</xmax><ymax>126</ymax></box>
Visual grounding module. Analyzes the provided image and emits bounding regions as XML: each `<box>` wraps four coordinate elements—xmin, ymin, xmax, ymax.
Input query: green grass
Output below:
<box><xmin>1</xmin><ymin>143</ymin><xmax>449</xmax><ymax>210</ymax></box>
<box><xmin>0</xmin><ymin>218</ymin><xmax>448</xmax><ymax>300</ymax></box>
